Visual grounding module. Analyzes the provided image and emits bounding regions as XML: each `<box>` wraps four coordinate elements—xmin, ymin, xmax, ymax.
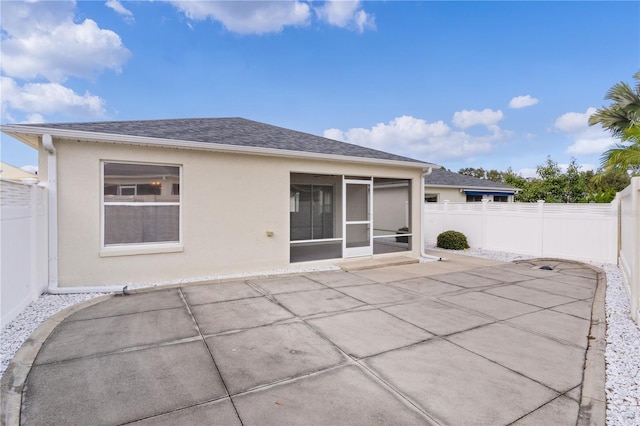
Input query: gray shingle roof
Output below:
<box><xmin>424</xmin><ymin>167</ymin><xmax>518</xmax><ymax>191</ymax></box>
<box><xmin>15</xmin><ymin>117</ymin><xmax>429</xmax><ymax>165</ymax></box>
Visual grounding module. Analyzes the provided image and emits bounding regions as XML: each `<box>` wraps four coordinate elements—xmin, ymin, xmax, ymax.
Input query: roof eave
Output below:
<box><xmin>425</xmin><ymin>183</ymin><xmax>519</xmax><ymax>192</ymax></box>
<box><xmin>1</xmin><ymin>125</ymin><xmax>435</xmax><ymax>170</ymax></box>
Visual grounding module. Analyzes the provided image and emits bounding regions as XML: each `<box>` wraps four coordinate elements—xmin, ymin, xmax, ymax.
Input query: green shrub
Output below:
<box><xmin>436</xmin><ymin>230</ymin><xmax>469</xmax><ymax>250</ymax></box>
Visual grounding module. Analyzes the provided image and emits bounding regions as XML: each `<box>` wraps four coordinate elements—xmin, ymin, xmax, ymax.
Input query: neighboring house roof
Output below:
<box><xmin>424</xmin><ymin>167</ymin><xmax>518</xmax><ymax>192</ymax></box>
<box><xmin>2</xmin><ymin>117</ymin><xmax>435</xmax><ymax>168</ymax></box>
<box><xmin>0</xmin><ymin>162</ymin><xmax>37</xmax><ymax>181</ymax></box>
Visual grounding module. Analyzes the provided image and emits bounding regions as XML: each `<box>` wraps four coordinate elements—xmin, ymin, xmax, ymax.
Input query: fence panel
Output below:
<box><xmin>618</xmin><ymin>177</ymin><xmax>640</xmax><ymax>324</ymax></box>
<box><xmin>424</xmin><ymin>200</ymin><xmax>618</xmax><ymax>264</ymax></box>
<box><xmin>1</xmin><ymin>180</ymin><xmax>48</xmax><ymax>327</ymax></box>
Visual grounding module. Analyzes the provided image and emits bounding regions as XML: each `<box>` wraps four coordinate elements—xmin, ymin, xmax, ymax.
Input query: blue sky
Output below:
<box><xmin>1</xmin><ymin>1</ymin><xmax>639</xmax><ymax>177</ymax></box>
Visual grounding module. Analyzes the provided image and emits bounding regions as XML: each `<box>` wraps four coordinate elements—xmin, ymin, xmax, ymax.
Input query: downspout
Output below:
<box><xmin>42</xmin><ymin>135</ymin><xmax>124</xmax><ymax>294</ymax></box>
<box><xmin>42</xmin><ymin>134</ymin><xmax>59</xmax><ymax>292</ymax></box>
<box><xmin>420</xmin><ymin>167</ymin><xmax>442</xmax><ymax>261</ymax></box>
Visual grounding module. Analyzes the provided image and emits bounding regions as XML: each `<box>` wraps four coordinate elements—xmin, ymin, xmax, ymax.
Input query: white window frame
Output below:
<box><xmin>100</xmin><ymin>160</ymin><xmax>184</xmax><ymax>257</ymax></box>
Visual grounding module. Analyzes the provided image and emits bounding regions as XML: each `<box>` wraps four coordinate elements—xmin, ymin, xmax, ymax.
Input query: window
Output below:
<box><xmin>103</xmin><ymin>162</ymin><xmax>180</xmax><ymax>246</ymax></box>
<box><xmin>289</xmin><ymin>184</ymin><xmax>334</xmax><ymax>241</ymax></box>
<box><xmin>494</xmin><ymin>195</ymin><xmax>509</xmax><ymax>202</ymax></box>
<box><xmin>425</xmin><ymin>193</ymin><xmax>438</xmax><ymax>203</ymax></box>
<box><xmin>466</xmin><ymin>194</ymin><xmax>483</xmax><ymax>202</ymax></box>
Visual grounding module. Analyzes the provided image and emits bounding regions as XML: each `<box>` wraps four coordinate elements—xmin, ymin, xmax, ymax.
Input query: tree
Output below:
<box><xmin>600</xmin><ymin>125</ymin><xmax>640</xmax><ymax>173</ymax></box>
<box><xmin>458</xmin><ymin>167</ymin><xmax>486</xmax><ymax>179</ymax></box>
<box><xmin>590</xmin><ymin>71</ymin><xmax>640</xmax><ymax>171</ymax></box>
<box><xmin>589</xmin><ymin>71</ymin><xmax>640</xmax><ymax>138</ymax></box>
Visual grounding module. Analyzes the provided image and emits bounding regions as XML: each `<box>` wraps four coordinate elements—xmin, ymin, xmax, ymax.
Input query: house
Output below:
<box><xmin>424</xmin><ymin>167</ymin><xmax>519</xmax><ymax>202</ymax></box>
<box><xmin>0</xmin><ymin>162</ymin><xmax>37</xmax><ymax>182</ymax></box>
<box><xmin>1</xmin><ymin>118</ymin><xmax>436</xmax><ymax>290</ymax></box>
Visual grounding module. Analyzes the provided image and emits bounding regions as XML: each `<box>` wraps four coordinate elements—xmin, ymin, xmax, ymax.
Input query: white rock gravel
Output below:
<box><xmin>2</xmin><ymin>250</ymin><xmax>639</xmax><ymax>425</ymax></box>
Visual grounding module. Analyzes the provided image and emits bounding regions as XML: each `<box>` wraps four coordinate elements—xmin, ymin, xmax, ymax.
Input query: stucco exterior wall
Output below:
<box><xmin>52</xmin><ymin>138</ymin><xmax>424</xmax><ymax>287</ymax></box>
<box><xmin>425</xmin><ymin>187</ymin><xmax>465</xmax><ymax>202</ymax></box>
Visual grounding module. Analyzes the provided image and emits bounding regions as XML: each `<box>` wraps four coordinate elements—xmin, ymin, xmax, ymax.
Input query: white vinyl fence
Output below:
<box><xmin>618</xmin><ymin>177</ymin><xmax>640</xmax><ymax>323</ymax></box>
<box><xmin>1</xmin><ymin>179</ymin><xmax>48</xmax><ymax>327</ymax></box>
<box><xmin>425</xmin><ymin>200</ymin><xmax>619</xmax><ymax>264</ymax></box>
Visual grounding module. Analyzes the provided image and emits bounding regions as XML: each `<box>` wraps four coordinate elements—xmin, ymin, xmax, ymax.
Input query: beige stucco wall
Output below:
<box><xmin>425</xmin><ymin>187</ymin><xmax>466</xmax><ymax>202</ymax></box>
<box><xmin>425</xmin><ymin>186</ymin><xmax>514</xmax><ymax>203</ymax></box>
<box><xmin>49</xmin><ymin>137</ymin><xmax>424</xmax><ymax>287</ymax></box>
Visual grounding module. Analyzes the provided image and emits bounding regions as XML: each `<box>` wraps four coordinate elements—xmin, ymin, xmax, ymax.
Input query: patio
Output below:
<box><xmin>2</xmin><ymin>253</ymin><xmax>605</xmax><ymax>425</ymax></box>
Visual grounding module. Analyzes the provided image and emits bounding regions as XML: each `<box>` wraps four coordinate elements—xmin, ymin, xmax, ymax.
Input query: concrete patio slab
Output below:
<box><xmin>247</xmin><ymin>275</ymin><xmax>325</xmax><ymax>294</ymax></box>
<box><xmin>440</xmin><ymin>291</ymin><xmax>541</xmax><ymax>320</ymax></box>
<box><xmin>551</xmin><ymin>299</ymin><xmax>595</xmax><ymax>320</ymax></box>
<box><xmin>65</xmin><ymin>289</ymin><xmax>185</xmax><ymax>320</ymax></box>
<box><xmin>466</xmin><ymin>265</ymin><xmax>540</xmax><ymax>283</ymax></box>
<box><xmin>506</xmin><ymin>309</ymin><xmax>591</xmax><ymax>348</ymax></box>
<box><xmin>364</xmin><ymin>339</ymin><xmax>557</xmax><ymax>425</ymax></box>
<box><xmin>429</xmin><ymin>271</ymin><xmax>502</xmax><ymax>288</ymax></box>
<box><xmin>336</xmin><ymin>283</ymin><xmax>419</xmax><ymax>305</ymax></box>
<box><xmin>350</xmin><ymin>266</ymin><xmax>420</xmax><ymax>283</ymax></box>
<box><xmin>307</xmin><ymin>309</ymin><xmax>432</xmax><ymax>358</ymax></box>
<box><xmin>382</xmin><ymin>299</ymin><xmax>494</xmax><ymax>335</ymax></box>
<box><xmin>34</xmin><ymin>307</ymin><xmax>199</xmax><ymax>364</ymax></box>
<box><xmin>387</xmin><ymin>276</ymin><xmax>464</xmax><ymax>296</ymax></box>
<box><xmin>206</xmin><ymin>322</ymin><xmax>346</xmax><ymax>394</ymax></box>
<box><xmin>493</xmin><ymin>263</ymin><xmax>562</xmax><ymax>279</ymax></box>
<box><xmin>129</xmin><ymin>399</ymin><xmax>241</xmax><ymax>426</ymax></box>
<box><xmin>182</xmin><ymin>280</ymin><xmax>262</xmax><ymax>305</ymax></box>
<box><xmin>190</xmin><ymin>297</ymin><xmax>294</xmax><ymax>335</ymax></box>
<box><xmin>305</xmin><ymin>271</ymin><xmax>376</xmax><ymax>287</ymax></box>
<box><xmin>512</xmin><ymin>395</ymin><xmax>580</xmax><ymax>426</ymax></box>
<box><xmin>232</xmin><ymin>365</ymin><xmax>433</xmax><ymax>425</ymax></box>
<box><xmin>395</xmin><ymin>259</ymin><xmax>487</xmax><ymax>276</ymax></box>
<box><xmin>273</xmin><ymin>288</ymin><xmax>364</xmax><ymax>317</ymax></box>
<box><xmin>338</xmin><ymin>255</ymin><xmax>418</xmax><ymax>271</ymax></box>
<box><xmin>449</xmin><ymin>322</ymin><xmax>586</xmax><ymax>392</ymax></box>
<box><xmin>485</xmin><ymin>283</ymin><xmax>577</xmax><ymax>308</ymax></box>
<box><xmin>3</xmin><ymin>254</ymin><xmax>606</xmax><ymax>426</ymax></box>
<box><xmin>547</xmin><ymin>273</ymin><xmax>600</xmax><ymax>288</ymax></box>
<box><xmin>22</xmin><ymin>341</ymin><xmax>226</xmax><ymax>425</ymax></box>
<box><xmin>518</xmin><ymin>278</ymin><xmax>596</xmax><ymax>300</ymax></box>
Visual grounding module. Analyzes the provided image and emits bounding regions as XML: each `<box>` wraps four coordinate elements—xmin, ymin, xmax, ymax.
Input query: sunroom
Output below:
<box><xmin>289</xmin><ymin>173</ymin><xmax>413</xmax><ymax>263</ymax></box>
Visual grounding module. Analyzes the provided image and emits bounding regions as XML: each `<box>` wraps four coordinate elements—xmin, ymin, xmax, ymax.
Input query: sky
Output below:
<box><xmin>1</xmin><ymin>0</ymin><xmax>639</xmax><ymax>177</ymax></box>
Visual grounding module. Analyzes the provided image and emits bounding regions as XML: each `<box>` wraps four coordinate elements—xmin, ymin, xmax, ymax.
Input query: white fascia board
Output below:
<box><xmin>425</xmin><ymin>183</ymin><xmax>519</xmax><ymax>192</ymax></box>
<box><xmin>460</xmin><ymin>187</ymin><xmax>519</xmax><ymax>193</ymax></box>
<box><xmin>1</xmin><ymin>125</ymin><xmax>436</xmax><ymax>170</ymax></box>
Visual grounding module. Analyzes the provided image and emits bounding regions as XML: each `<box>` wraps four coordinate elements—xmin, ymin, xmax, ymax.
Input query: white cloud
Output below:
<box><xmin>315</xmin><ymin>1</ymin><xmax>375</xmax><ymax>32</ymax></box>
<box><xmin>566</xmin><ymin>138</ymin><xmax>615</xmax><ymax>155</ymax></box>
<box><xmin>323</xmin><ymin>115</ymin><xmax>507</xmax><ymax>162</ymax></box>
<box><xmin>509</xmin><ymin>95</ymin><xmax>539</xmax><ymax>109</ymax></box>
<box><xmin>21</xmin><ymin>165</ymin><xmax>39</xmax><ymax>174</ymax></box>
<box><xmin>554</xmin><ymin>107</ymin><xmax>617</xmax><ymax>155</ymax></box>
<box><xmin>554</xmin><ymin>108</ymin><xmax>596</xmax><ymax>133</ymax></box>
<box><xmin>0</xmin><ymin>1</ymin><xmax>130</xmax><ymax>82</ymax></box>
<box><xmin>1</xmin><ymin>77</ymin><xmax>106</xmax><ymax>117</ymax></box>
<box><xmin>106</xmin><ymin>0</ymin><xmax>135</xmax><ymax>23</ymax></box>
<box><xmin>518</xmin><ymin>168</ymin><xmax>538</xmax><ymax>178</ymax></box>
<box><xmin>452</xmin><ymin>109</ymin><xmax>503</xmax><ymax>129</ymax></box>
<box><xmin>168</xmin><ymin>1</ymin><xmax>311</xmax><ymax>34</ymax></box>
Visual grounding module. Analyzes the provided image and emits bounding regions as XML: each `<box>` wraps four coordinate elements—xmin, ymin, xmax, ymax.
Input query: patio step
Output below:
<box><xmin>338</xmin><ymin>255</ymin><xmax>419</xmax><ymax>272</ymax></box>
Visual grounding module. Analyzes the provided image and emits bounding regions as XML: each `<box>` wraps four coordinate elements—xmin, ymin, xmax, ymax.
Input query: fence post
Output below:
<box><xmin>481</xmin><ymin>199</ymin><xmax>489</xmax><ymax>249</ymax></box>
<box><xmin>443</xmin><ymin>200</ymin><xmax>449</xmax><ymax>230</ymax></box>
<box><xmin>537</xmin><ymin>200</ymin><xmax>545</xmax><ymax>257</ymax></box>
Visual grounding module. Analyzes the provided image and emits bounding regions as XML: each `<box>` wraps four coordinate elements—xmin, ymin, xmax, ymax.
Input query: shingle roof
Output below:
<box><xmin>13</xmin><ymin>117</ymin><xmax>429</xmax><ymax>165</ymax></box>
<box><xmin>424</xmin><ymin>167</ymin><xmax>518</xmax><ymax>191</ymax></box>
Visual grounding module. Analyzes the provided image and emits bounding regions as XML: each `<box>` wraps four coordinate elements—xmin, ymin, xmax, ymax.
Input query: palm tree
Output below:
<box><xmin>589</xmin><ymin>71</ymin><xmax>640</xmax><ymax>137</ymax></box>
<box><xmin>600</xmin><ymin>125</ymin><xmax>640</xmax><ymax>172</ymax></box>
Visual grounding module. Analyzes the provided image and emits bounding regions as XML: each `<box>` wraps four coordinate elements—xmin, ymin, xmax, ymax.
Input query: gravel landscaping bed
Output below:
<box><xmin>2</xmin><ymin>250</ymin><xmax>639</xmax><ymax>424</ymax></box>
